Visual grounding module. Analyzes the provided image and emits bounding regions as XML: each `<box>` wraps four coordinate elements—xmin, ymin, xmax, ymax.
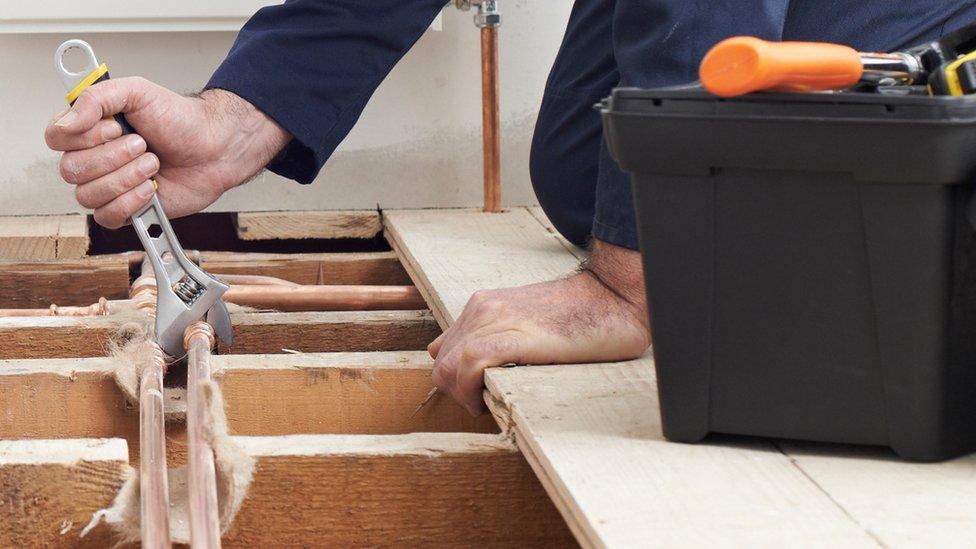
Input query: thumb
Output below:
<box><xmin>56</xmin><ymin>77</ymin><xmax>158</xmax><ymax>133</ymax></box>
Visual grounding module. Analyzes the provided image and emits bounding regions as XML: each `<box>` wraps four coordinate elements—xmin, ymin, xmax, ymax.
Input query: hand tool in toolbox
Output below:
<box><xmin>54</xmin><ymin>39</ymin><xmax>233</xmax><ymax>357</ymax></box>
<box><xmin>699</xmin><ymin>22</ymin><xmax>976</xmax><ymax>97</ymax></box>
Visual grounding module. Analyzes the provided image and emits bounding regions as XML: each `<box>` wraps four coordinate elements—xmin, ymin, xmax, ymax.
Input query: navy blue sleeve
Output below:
<box><xmin>206</xmin><ymin>0</ymin><xmax>447</xmax><ymax>184</ymax></box>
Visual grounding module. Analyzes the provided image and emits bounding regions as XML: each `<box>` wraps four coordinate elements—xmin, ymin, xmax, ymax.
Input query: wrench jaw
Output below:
<box><xmin>155</xmin><ymin>275</ymin><xmax>230</xmax><ymax>358</ymax></box>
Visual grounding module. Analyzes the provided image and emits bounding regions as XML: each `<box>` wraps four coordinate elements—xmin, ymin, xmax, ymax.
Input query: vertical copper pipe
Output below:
<box><xmin>184</xmin><ymin>322</ymin><xmax>221</xmax><ymax>548</ymax></box>
<box><xmin>140</xmin><ymin>343</ymin><xmax>171</xmax><ymax>549</ymax></box>
<box><xmin>481</xmin><ymin>25</ymin><xmax>501</xmax><ymax>213</ymax></box>
<box><xmin>134</xmin><ymin>258</ymin><xmax>171</xmax><ymax>548</ymax></box>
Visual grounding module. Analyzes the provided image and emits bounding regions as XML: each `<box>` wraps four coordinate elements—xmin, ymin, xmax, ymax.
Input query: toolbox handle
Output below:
<box><xmin>700</xmin><ymin>37</ymin><xmax>863</xmax><ymax>97</ymax></box>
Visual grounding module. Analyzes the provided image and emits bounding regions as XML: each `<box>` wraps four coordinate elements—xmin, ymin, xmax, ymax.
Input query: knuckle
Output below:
<box><xmin>460</xmin><ymin>341</ymin><xmax>486</xmax><ymax>364</ymax></box>
<box><xmin>75</xmin><ymin>186</ymin><xmax>97</xmax><ymax>209</ymax></box>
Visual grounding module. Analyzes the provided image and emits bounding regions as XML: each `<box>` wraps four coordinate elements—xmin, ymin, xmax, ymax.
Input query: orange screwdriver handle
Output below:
<box><xmin>700</xmin><ymin>36</ymin><xmax>864</xmax><ymax>97</ymax></box>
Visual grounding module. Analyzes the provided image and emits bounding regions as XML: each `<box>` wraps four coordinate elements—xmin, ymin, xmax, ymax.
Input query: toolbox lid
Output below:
<box><xmin>601</xmin><ymin>87</ymin><xmax>976</xmax><ymax>184</ymax></box>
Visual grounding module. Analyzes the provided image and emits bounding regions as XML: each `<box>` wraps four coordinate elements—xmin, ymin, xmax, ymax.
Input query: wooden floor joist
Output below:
<box><xmin>200</xmin><ymin>250</ymin><xmax>412</xmax><ymax>286</ymax></box>
<box><xmin>0</xmin><ymin>255</ymin><xmax>130</xmax><ymax>308</ymax></box>
<box><xmin>0</xmin><ymin>438</ymin><xmax>129</xmax><ymax>548</ymax></box>
<box><xmin>1</xmin><ymin>434</ymin><xmax>573</xmax><ymax>548</ymax></box>
<box><xmin>235</xmin><ymin>210</ymin><xmax>383</xmax><ymax>241</ymax></box>
<box><xmin>1</xmin><ymin>352</ymin><xmax>497</xmax><ymax>456</ymax></box>
<box><xmin>0</xmin><ymin>310</ymin><xmax>440</xmax><ymax>359</ymax></box>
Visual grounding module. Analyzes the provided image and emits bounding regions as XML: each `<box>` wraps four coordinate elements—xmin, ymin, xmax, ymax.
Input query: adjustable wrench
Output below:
<box><xmin>55</xmin><ymin>39</ymin><xmax>232</xmax><ymax>356</ymax></box>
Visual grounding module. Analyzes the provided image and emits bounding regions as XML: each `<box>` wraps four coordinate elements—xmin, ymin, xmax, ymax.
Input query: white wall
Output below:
<box><xmin>0</xmin><ymin>3</ymin><xmax>573</xmax><ymax>215</ymax></box>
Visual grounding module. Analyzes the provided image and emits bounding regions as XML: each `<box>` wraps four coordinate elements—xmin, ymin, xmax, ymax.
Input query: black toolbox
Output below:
<box><xmin>601</xmin><ymin>88</ymin><xmax>976</xmax><ymax>461</ymax></box>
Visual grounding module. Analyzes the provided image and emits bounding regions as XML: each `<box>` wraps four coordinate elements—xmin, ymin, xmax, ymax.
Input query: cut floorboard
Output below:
<box><xmin>222</xmin><ymin>433</ymin><xmax>576</xmax><ymax>547</ymax></box>
<box><xmin>384</xmin><ymin>208</ymin><xmax>882</xmax><ymax>547</ymax></box>
<box><xmin>0</xmin><ymin>438</ymin><xmax>128</xmax><ymax>548</ymax></box>
<box><xmin>0</xmin><ymin>215</ymin><xmax>89</xmax><ymax>260</ymax></box>
<box><xmin>0</xmin><ymin>310</ymin><xmax>441</xmax><ymax>359</ymax></box>
<box><xmin>0</xmin><ymin>255</ymin><xmax>130</xmax><ymax>308</ymax></box>
<box><xmin>0</xmin><ymin>351</ymin><xmax>496</xmax><ymax>448</ymax></box>
<box><xmin>384</xmin><ymin>208</ymin><xmax>580</xmax><ymax>327</ymax></box>
<box><xmin>235</xmin><ymin>210</ymin><xmax>383</xmax><ymax>240</ymax></box>
<box><xmin>200</xmin><ymin>250</ymin><xmax>411</xmax><ymax>286</ymax></box>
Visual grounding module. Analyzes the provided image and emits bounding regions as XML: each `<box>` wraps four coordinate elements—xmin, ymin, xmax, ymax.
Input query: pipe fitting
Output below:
<box><xmin>475</xmin><ymin>0</ymin><xmax>501</xmax><ymax>28</ymax></box>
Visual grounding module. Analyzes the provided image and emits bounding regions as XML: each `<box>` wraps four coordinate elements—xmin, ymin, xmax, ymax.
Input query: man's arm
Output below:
<box><xmin>45</xmin><ymin>0</ymin><xmax>445</xmax><ymax>228</ymax></box>
<box><xmin>428</xmin><ymin>238</ymin><xmax>652</xmax><ymax>415</ymax></box>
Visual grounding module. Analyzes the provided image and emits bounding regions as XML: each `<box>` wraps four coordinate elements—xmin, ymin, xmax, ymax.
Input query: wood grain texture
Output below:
<box><xmin>200</xmin><ymin>251</ymin><xmax>412</xmax><ymax>285</ymax></box>
<box><xmin>0</xmin><ymin>310</ymin><xmax>441</xmax><ymax>359</ymax></box>
<box><xmin>222</xmin><ymin>310</ymin><xmax>440</xmax><ymax>354</ymax></box>
<box><xmin>384</xmin><ymin>208</ymin><xmax>580</xmax><ymax>328</ymax></box>
<box><xmin>0</xmin><ymin>352</ymin><xmax>496</xmax><ymax>445</ymax></box>
<box><xmin>780</xmin><ymin>442</ymin><xmax>976</xmax><ymax>547</ymax></box>
<box><xmin>223</xmin><ymin>433</ymin><xmax>576</xmax><ymax>547</ymax></box>
<box><xmin>0</xmin><ymin>438</ymin><xmax>128</xmax><ymax>548</ymax></box>
<box><xmin>0</xmin><ymin>255</ymin><xmax>130</xmax><ymax>308</ymax></box>
<box><xmin>235</xmin><ymin>210</ymin><xmax>383</xmax><ymax>240</ymax></box>
<box><xmin>0</xmin><ymin>215</ymin><xmax>89</xmax><ymax>260</ymax></box>
<box><xmin>527</xmin><ymin>206</ymin><xmax>588</xmax><ymax>261</ymax></box>
<box><xmin>485</xmin><ymin>361</ymin><xmax>875</xmax><ymax>547</ymax></box>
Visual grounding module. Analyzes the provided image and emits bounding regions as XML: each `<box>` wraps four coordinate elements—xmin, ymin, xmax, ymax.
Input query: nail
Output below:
<box><xmin>102</xmin><ymin>122</ymin><xmax>123</xmax><ymax>141</ymax></box>
<box><xmin>126</xmin><ymin>135</ymin><xmax>146</xmax><ymax>156</ymax></box>
<box><xmin>138</xmin><ymin>154</ymin><xmax>158</xmax><ymax>177</ymax></box>
<box><xmin>135</xmin><ymin>180</ymin><xmax>156</xmax><ymax>199</ymax></box>
<box><xmin>54</xmin><ymin>110</ymin><xmax>78</xmax><ymax>128</ymax></box>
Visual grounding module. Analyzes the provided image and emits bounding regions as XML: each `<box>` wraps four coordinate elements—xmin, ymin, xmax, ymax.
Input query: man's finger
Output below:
<box><xmin>46</xmin><ymin>118</ymin><xmax>122</xmax><ymax>152</ymax></box>
<box><xmin>51</xmin><ymin>77</ymin><xmax>153</xmax><ymax>135</ymax></box>
<box><xmin>75</xmin><ymin>152</ymin><xmax>158</xmax><ymax>210</ymax></box>
<box><xmin>92</xmin><ymin>179</ymin><xmax>157</xmax><ymax>229</ymax></box>
<box><xmin>60</xmin><ymin>134</ymin><xmax>146</xmax><ymax>184</ymax></box>
<box><xmin>427</xmin><ymin>333</ymin><xmax>446</xmax><ymax>358</ymax></box>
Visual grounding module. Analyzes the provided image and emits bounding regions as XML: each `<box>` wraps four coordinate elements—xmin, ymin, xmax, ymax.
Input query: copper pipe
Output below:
<box><xmin>0</xmin><ymin>297</ymin><xmax>110</xmax><ymax>317</ymax></box>
<box><xmin>130</xmin><ymin>257</ymin><xmax>171</xmax><ymax>548</ymax></box>
<box><xmin>481</xmin><ymin>25</ymin><xmax>501</xmax><ymax>212</ymax></box>
<box><xmin>223</xmin><ymin>284</ymin><xmax>426</xmax><ymax>311</ymax></box>
<box><xmin>140</xmin><ymin>342</ymin><xmax>171</xmax><ymax>548</ymax></box>
<box><xmin>184</xmin><ymin>322</ymin><xmax>221</xmax><ymax>548</ymax></box>
<box><xmin>210</xmin><ymin>273</ymin><xmax>299</xmax><ymax>287</ymax></box>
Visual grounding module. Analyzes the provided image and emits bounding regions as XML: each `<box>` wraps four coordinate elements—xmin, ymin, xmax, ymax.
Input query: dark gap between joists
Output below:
<box><xmin>87</xmin><ymin>212</ymin><xmax>390</xmax><ymax>255</ymax></box>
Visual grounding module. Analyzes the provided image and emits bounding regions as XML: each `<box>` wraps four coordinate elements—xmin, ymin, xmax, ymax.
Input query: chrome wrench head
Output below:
<box><xmin>134</xmin><ymin>196</ymin><xmax>233</xmax><ymax>357</ymax></box>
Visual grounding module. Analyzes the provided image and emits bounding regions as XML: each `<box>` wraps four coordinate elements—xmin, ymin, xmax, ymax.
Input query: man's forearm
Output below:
<box><xmin>581</xmin><ymin>239</ymin><xmax>650</xmax><ymax>332</ymax></box>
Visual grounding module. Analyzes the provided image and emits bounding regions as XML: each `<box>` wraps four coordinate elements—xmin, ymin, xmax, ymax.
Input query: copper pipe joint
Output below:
<box><xmin>183</xmin><ymin>320</ymin><xmax>216</xmax><ymax>350</ymax></box>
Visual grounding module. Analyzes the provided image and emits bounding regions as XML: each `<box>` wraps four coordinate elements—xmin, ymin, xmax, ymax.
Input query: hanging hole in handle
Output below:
<box><xmin>54</xmin><ymin>39</ymin><xmax>100</xmax><ymax>91</ymax></box>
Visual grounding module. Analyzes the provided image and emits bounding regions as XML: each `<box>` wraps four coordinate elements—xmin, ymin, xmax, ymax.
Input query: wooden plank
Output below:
<box><xmin>200</xmin><ymin>250</ymin><xmax>411</xmax><ymax>285</ymax></box>
<box><xmin>0</xmin><ymin>215</ymin><xmax>89</xmax><ymax>260</ymax></box>
<box><xmin>384</xmin><ymin>208</ymin><xmax>579</xmax><ymax>327</ymax></box>
<box><xmin>0</xmin><ymin>310</ymin><xmax>441</xmax><ymax>359</ymax></box>
<box><xmin>779</xmin><ymin>442</ymin><xmax>976</xmax><ymax>547</ymax></box>
<box><xmin>485</xmin><ymin>361</ymin><xmax>875</xmax><ymax>547</ymax></box>
<box><xmin>0</xmin><ymin>438</ymin><xmax>128</xmax><ymax>548</ymax></box>
<box><xmin>223</xmin><ymin>433</ymin><xmax>575</xmax><ymax>547</ymax></box>
<box><xmin>0</xmin><ymin>255</ymin><xmax>130</xmax><ymax>308</ymax></box>
<box><xmin>527</xmin><ymin>206</ymin><xmax>589</xmax><ymax>261</ymax></box>
<box><xmin>0</xmin><ymin>352</ymin><xmax>496</xmax><ymax>448</ymax></box>
<box><xmin>384</xmin><ymin>208</ymin><xmax>876</xmax><ymax>547</ymax></box>
<box><xmin>235</xmin><ymin>210</ymin><xmax>382</xmax><ymax>240</ymax></box>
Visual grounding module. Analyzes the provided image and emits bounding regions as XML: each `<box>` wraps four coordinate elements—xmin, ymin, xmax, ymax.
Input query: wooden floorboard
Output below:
<box><xmin>0</xmin><ymin>438</ymin><xmax>128</xmax><ymax>548</ymax></box>
<box><xmin>0</xmin><ymin>310</ymin><xmax>440</xmax><ymax>359</ymax></box>
<box><xmin>383</xmin><ymin>208</ymin><xmax>884</xmax><ymax>547</ymax></box>
<box><xmin>0</xmin><ymin>215</ymin><xmax>89</xmax><ymax>260</ymax></box>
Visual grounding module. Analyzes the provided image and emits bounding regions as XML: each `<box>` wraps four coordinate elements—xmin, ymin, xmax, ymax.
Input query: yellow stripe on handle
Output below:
<box><xmin>66</xmin><ymin>63</ymin><xmax>108</xmax><ymax>104</ymax></box>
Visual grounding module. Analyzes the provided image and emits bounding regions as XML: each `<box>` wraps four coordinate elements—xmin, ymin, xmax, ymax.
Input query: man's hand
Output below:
<box><xmin>45</xmin><ymin>78</ymin><xmax>290</xmax><ymax>228</ymax></box>
<box><xmin>428</xmin><ymin>239</ymin><xmax>651</xmax><ymax>415</ymax></box>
